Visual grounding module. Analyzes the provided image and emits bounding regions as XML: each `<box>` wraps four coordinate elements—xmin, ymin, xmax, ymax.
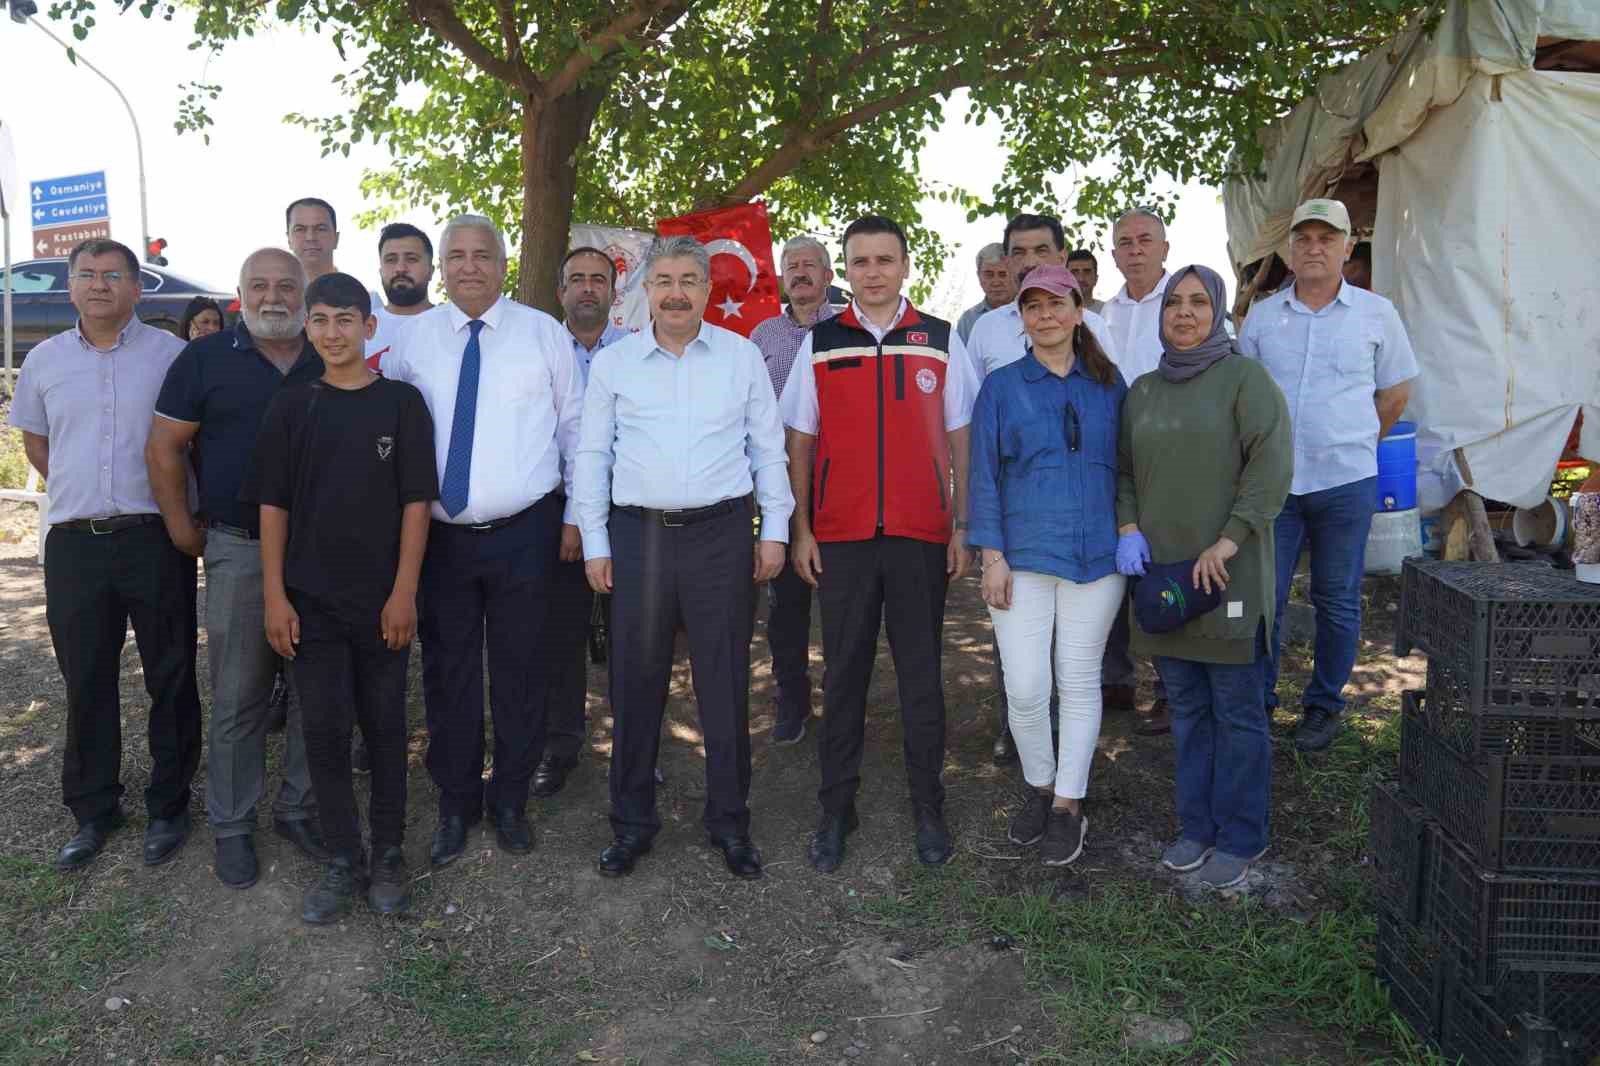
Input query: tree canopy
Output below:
<box><xmin>57</xmin><ymin>0</ymin><xmax>1422</xmax><ymax>309</ymax></box>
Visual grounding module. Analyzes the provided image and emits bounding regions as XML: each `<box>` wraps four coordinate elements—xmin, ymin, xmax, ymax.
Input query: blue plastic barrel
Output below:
<box><xmin>1377</xmin><ymin>421</ymin><xmax>1417</xmax><ymax>511</ymax></box>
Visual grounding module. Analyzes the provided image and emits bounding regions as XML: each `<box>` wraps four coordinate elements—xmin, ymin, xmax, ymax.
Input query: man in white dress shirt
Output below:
<box><xmin>383</xmin><ymin>214</ymin><xmax>584</xmax><ymax>867</ymax></box>
<box><xmin>1099</xmin><ymin>206</ymin><xmax>1175</xmax><ymax>734</ymax></box>
<box><xmin>575</xmin><ymin>235</ymin><xmax>792</xmax><ymax>881</ymax></box>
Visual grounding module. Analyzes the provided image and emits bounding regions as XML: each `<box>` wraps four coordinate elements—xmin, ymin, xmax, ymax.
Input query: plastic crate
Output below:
<box><xmin>1376</xmin><ymin>911</ymin><xmax>1449</xmax><ymax>1040</ymax></box>
<box><xmin>1425</xmin><ymin>662</ymin><xmax>1600</xmax><ymax>759</ymax></box>
<box><xmin>1441</xmin><ymin>979</ymin><xmax>1583</xmax><ymax>1066</ymax></box>
<box><xmin>1370</xmin><ymin>778</ymin><xmax>1432</xmax><ymax>921</ymax></box>
<box><xmin>1492</xmin><ymin>969</ymin><xmax>1600</xmax><ymax>1061</ymax></box>
<box><xmin>1399</xmin><ymin>692</ymin><xmax>1600</xmax><ymax>875</ymax></box>
<box><xmin>1427</xmin><ymin>825</ymin><xmax>1600</xmax><ymax>989</ymax></box>
<box><xmin>1396</xmin><ymin>559</ymin><xmax>1600</xmax><ymax>715</ymax></box>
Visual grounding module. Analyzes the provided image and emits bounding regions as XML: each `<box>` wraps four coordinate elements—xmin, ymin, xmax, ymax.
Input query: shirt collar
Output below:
<box><xmin>1020</xmin><ymin>349</ymin><xmax>1089</xmax><ymax>383</ymax></box>
<box><xmin>786</xmin><ymin>301</ymin><xmax>840</xmax><ymax>328</ymax></box>
<box><xmin>570</xmin><ymin>320</ymin><xmax>629</xmax><ymax>354</ymax></box>
<box><xmin>849</xmin><ymin>297</ymin><xmax>909</xmax><ymax>339</ymax></box>
<box><xmin>448</xmin><ymin>294</ymin><xmax>507</xmax><ymax>333</ymax></box>
<box><xmin>231</xmin><ymin>319</ymin><xmax>319</xmax><ymax>371</ymax></box>
<box><xmin>644</xmin><ymin>318</ymin><xmax>714</xmax><ymax>359</ymax></box>
<box><xmin>71</xmin><ymin>315</ymin><xmax>139</xmax><ymax>352</ymax></box>
<box><xmin>1112</xmin><ymin>271</ymin><xmax>1171</xmax><ymax>306</ymax></box>
<box><xmin>1286</xmin><ymin>279</ymin><xmax>1354</xmax><ymax>315</ymax></box>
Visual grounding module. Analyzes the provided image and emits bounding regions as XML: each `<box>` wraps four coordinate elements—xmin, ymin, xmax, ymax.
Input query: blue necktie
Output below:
<box><xmin>438</xmin><ymin>320</ymin><xmax>484</xmax><ymax>518</ymax></box>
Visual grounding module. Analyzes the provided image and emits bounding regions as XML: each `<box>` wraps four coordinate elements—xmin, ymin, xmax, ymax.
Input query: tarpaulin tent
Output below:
<box><xmin>1223</xmin><ymin>0</ymin><xmax>1600</xmax><ymax>512</ymax></box>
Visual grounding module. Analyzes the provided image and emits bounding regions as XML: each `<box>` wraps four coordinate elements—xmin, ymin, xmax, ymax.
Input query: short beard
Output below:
<box><xmin>385</xmin><ymin>279</ymin><xmax>428</xmax><ymax>308</ymax></box>
<box><xmin>565</xmin><ymin>300</ymin><xmax>609</xmax><ymax>331</ymax></box>
<box><xmin>243</xmin><ymin>304</ymin><xmax>307</xmax><ymax>340</ymax></box>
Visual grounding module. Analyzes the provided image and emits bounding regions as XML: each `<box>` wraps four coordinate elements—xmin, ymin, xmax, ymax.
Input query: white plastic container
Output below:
<box><xmin>1511</xmin><ymin>496</ymin><xmax>1568</xmax><ymax>550</ymax></box>
<box><xmin>1366</xmin><ymin>507</ymin><xmax>1422</xmax><ymax>575</ymax></box>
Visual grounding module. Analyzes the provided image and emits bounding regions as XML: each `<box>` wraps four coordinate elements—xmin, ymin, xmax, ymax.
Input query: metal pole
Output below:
<box><xmin>27</xmin><ymin>16</ymin><xmax>149</xmax><ymax>259</ymax></box>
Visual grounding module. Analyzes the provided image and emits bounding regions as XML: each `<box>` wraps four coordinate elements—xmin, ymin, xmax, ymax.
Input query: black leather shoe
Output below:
<box><xmin>56</xmin><ymin>808</ymin><xmax>126</xmax><ymax>871</ymax></box>
<box><xmin>992</xmin><ymin>730</ymin><xmax>1018</xmax><ymax>766</ymax></box>
<box><xmin>273</xmin><ymin>817</ymin><xmax>331</xmax><ymax>862</ymax></box>
<box><xmin>215</xmin><ymin>834</ymin><xmax>259</xmax><ymax>889</ymax></box>
<box><xmin>492</xmin><ymin>806</ymin><xmax>534</xmax><ymax>854</ymax></box>
<box><xmin>143</xmin><ymin>811</ymin><xmax>191</xmax><ymax>866</ymax></box>
<box><xmin>368</xmin><ymin>846</ymin><xmax>411</xmax><ymax>915</ymax></box>
<box><xmin>598</xmin><ymin>834</ymin><xmax>652</xmax><ymax>877</ymax></box>
<box><xmin>430</xmin><ymin>815</ymin><xmax>477</xmax><ymax>867</ymax></box>
<box><xmin>302</xmin><ymin>855</ymin><xmax>368</xmax><ymax>925</ymax></box>
<box><xmin>806</xmin><ymin>807</ymin><xmax>859</xmax><ymax>874</ymax></box>
<box><xmin>530</xmin><ymin>755</ymin><xmax>578</xmax><ymax>799</ymax></box>
<box><xmin>913</xmin><ymin>805</ymin><xmax>953</xmax><ymax>866</ymax></box>
<box><xmin>1294</xmin><ymin>706</ymin><xmax>1341</xmax><ymax>752</ymax></box>
<box><xmin>708</xmin><ymin>835</ymin><xmax>764</xmax><ymax>879</ymax></box>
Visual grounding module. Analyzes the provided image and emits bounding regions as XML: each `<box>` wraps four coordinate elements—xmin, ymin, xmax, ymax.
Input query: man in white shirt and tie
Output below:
<box><xmin>574</xmin><ymin>235</ymin><xmax>793</xmax><ymax>881</ymax></box>
<box><xmin>1099</xmin><ymin>206</ymin><xmax>1175</xmax><ymax>735</ymax></box>
<box><xmin>383</xmin><ymin>214</ymin><xmax>584</xmax><ymax>867</ymax></box>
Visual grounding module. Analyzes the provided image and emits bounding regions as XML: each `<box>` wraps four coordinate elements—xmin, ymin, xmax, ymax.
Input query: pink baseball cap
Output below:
<box><xmin>1015</xmin><ymin>264</ymin><xmax>1080</xmax><ymax>302</ymax></box>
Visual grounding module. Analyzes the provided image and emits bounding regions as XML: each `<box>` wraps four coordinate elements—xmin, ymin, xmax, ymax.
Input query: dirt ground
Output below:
<box><xmin>0</xmin><ymin>499</ymin><xmax>1430</xmax><ymax>1066</ymax></box>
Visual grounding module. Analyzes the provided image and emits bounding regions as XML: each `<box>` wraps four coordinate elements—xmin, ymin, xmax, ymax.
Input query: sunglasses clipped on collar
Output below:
<box><xmin>1063</xmin><ymin>401</ymin><xmax>1080</xmax><ymax>452</ymax></box>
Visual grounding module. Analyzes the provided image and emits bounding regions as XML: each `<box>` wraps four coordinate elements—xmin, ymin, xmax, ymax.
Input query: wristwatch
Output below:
<box><xmin>953</xmin><ymin>520</ymin><xmax>969</xmax><ymax>531</ymax></box>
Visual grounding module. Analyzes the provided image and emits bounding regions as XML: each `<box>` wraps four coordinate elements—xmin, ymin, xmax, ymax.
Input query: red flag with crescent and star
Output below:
<box><xmin>655</xmin><ymin>201</ymin><xmax>781</xmax><ymax>337</ymax></box>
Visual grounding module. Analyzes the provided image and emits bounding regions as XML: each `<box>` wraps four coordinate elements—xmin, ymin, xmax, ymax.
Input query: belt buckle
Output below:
<box><xmin>469</xmin><ymin>519</ymin><xmax>496</xmax><ymax>532</ymax></box>
<box><xmin>661</xmin><ymin>509</ymin><xmax>685</xmax><ymax>528</ymax></box>
<box><xmin>89</xmin><ymin>518</ymin><xmax>115</xmax><ymax>536</ymax></box>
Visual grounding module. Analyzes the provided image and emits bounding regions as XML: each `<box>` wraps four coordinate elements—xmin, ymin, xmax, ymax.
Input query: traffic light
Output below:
<box><xmin>145</xmin><ymin>237</ymin><xmax>168</xmax><ymax>266</ymax></box>
<box><xmin>7</xmin><ymin>0</ymin><xmax>38</xmax><ymax>23</ymax></box>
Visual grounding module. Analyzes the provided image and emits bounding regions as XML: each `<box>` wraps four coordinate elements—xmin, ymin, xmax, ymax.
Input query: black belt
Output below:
<box><xmin>206</xmin><ymin>520</ymin><xmax>259</xmax><ymax>540</ymax></box>
<box><xmin>56</xmin><ymin>513</ymin><xmax>162</xmax><ymax>535</ymax></box>
<box><xmin>443</xmin><ymin>501</ymin><xmax>538</xmax><ymax>534</ymax></box>
<box><xmin>614</xmin><ymin>495</ymin><xmax>749</xmax><ymax>528</ymax></box>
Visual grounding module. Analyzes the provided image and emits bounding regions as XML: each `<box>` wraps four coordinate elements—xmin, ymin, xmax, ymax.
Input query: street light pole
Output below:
<box><xmin>27</xmin><ymin>16</ymin><xmax>150</xmax><ymax>262</ymax></box>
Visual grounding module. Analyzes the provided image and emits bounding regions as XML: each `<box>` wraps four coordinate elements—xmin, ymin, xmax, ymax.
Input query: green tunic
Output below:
<box><xmin>1116</xmin><ymin>354</ymin><xmax>1293</xmax><ymax>665</ymax></box>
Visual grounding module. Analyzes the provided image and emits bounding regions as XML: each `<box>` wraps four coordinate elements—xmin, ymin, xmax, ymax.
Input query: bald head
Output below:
<box><xmin>238</xmin><ymin>247</ymin><xmax>307</xmax><ymax>341</ymax></box>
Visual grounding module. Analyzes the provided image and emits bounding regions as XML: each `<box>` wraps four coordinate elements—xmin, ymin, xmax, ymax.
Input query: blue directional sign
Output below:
<box><xmin>32</xmin><ymin>196</ymin><xmax>108</xmax><ymax>225</ymax></box>
<box><xmin>31</xmin><ymin>170</ymin><xmax>107</xmax><ymax>206</ymax></box>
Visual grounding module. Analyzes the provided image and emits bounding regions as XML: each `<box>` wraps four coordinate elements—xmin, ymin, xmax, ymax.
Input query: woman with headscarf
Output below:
<box><xmin>1114</xmin><ymin>264</ymin><xmax>1292</xmax><ymax>889</ymax></box>
<box><xmin>968</xmin><ymin>265</ymin><xmax>1126</xmax><ymax>866</ymax></box>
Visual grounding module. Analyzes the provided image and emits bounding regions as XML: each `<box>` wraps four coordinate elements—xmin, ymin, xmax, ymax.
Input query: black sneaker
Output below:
<box><xmin>302</xmin><ymin>855</ymin><xmax>368</xmax><ymax>925</ymax></box>
<box><xmin>1040</xmin><ymin>808</ymin><xmax>1087</xmax><ymax>867</ymax></box>
<box><xmin>1293</xmin><ymin>706</ymin><xmax>1340</xmax><ymax>752</ymax></box>
<box><xmin>1008</xmin><ymin>791</ymin><xmax>1051</xmax><ymax>846</ymax></box>
<box><xmin>772</xmin><ymin>710</ymin><xmax>807</xmax><ymax>746</ymax></box>
<box><xmin>368</xmin><ymin>846</ymin><xmax>411</xmax><ymax>915</ymax></box>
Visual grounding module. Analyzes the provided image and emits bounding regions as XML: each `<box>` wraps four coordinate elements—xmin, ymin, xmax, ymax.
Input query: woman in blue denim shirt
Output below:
<box><xmin>968</xmin><ymin>264</ymin><xmax>1127</xmax><ymax>866</ymax></box>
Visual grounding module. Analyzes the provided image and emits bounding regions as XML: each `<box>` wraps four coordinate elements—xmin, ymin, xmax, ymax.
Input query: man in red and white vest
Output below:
<box><xmin>780</xmin><ymin>214</ymin><xmax>978</xmax><ymax>874</ymax></box>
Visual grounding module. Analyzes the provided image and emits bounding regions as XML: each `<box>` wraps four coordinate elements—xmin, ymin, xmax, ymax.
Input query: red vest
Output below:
<box><xmin>808</xmin><ymin>304</ymin><xmax>954</xmax><ymax>544</ymax></box>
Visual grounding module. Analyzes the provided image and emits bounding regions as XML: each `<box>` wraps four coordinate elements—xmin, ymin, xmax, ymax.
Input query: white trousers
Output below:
<box><xmin>989</xmin><ymin>570</ymin><xmax>1126</xmax><ymax>799</ymax></box>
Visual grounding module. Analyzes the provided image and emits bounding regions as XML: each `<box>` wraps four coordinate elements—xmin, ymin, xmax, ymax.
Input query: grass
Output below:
<box><xmin>0</xmin><ymin>423</ymin><xmax>28</xmax><ymax>491</ymax></box>
<box><xmin>0</xmin><ymin>856</ymin><xmax>170</xmax><ymax>1065</ymax></box>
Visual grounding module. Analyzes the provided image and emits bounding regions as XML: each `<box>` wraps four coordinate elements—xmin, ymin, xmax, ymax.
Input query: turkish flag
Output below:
<box><xmin>655</xmin><ymin>201</ymin><xmax>781</xmax><ymax>337</ymax></box>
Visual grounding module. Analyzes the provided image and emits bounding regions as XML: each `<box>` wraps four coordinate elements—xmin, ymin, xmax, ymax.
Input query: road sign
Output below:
<box><xmin>30</xmin><ymin>170</ymin><xmax>106</xmax><ymax>206</ymax></box>
<box><xmin>33</xmin><ymin>220</ymin><xmax>111</xmax><ymax>258</ymax></box>
<box><xmin>32</xmin><ymin>195</ymin><xmax>108</xmax><ymax>226</ymax></box>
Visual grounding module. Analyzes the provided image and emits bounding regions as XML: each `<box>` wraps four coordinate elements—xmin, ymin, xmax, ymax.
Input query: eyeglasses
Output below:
<box><xmin>70</xmin><ymin>270</ymin><xmax>127</xmax><ymax>284</ymax></box>
<box><xmin>1063</xmin><ymin>401</ymin><xmax>1080</xmax><ymax>452</ymax></box>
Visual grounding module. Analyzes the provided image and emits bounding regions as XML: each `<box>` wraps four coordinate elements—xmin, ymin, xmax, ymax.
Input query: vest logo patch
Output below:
<box><xmin>915</xmin><ymin>368</ymin><xmax>938</xmax><ymax>394</ymax></box>
<box><xmin>376</xmin><ymin>435</ymin><xmax>394</xmax><ymax>461</ymax></box>
<box><xmin>907</xmin><ymin>331</ymin><xmax>929</xmax><ymax>344</ymax></box>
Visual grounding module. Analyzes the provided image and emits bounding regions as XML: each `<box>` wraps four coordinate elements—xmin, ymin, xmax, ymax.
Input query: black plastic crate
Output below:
<box><xmin>1370</xmin><ymin>778</ymin><xmax>1432</xmax><ymax>921</ymax></box>
<box><xmin>1400</xmin><ymin>692</ymin><xmax>1600</xmax><ymax>875</ymax></box>
<box><xmin>1441</xmin><ymin>978</ymin><xmax>1583</xmax><ymax>1066</ymax></box>
<box><xmin>1396</xmin><ymin>559</ymin><xmax>1600</xmax><ymax>714</ymax></box>
<box><xmin>1376</xmin><ymin>909</ymin><xmax>1450</xmax><ymax>1040</ymax></box>
<box><xmin>1427</xmin><ymin>825</ymin><xmax>1600</xmax><ymax>989</ymax></box>
<box><xmin>1426</xmin><ymin>663</ymin><xmax>1600</xmax><ymax>760</ymax></box>
<box><xmin>1492</xmin><ymin>969</ymin><xmax>1600</xmax><ymax>1061</ymax></box>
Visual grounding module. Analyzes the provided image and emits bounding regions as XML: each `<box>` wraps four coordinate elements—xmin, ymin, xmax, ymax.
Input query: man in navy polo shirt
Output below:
<box><xmin>146</xmin><ymin>247</ymin><xmax>329</xmax><ymax>889</ymax></box>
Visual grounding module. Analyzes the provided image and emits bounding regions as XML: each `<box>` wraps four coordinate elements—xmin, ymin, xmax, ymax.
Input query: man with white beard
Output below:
<box><xmin>148</xmin><ymin>247</ymin><xmax>329</xmax><ymax>890</ymax></box>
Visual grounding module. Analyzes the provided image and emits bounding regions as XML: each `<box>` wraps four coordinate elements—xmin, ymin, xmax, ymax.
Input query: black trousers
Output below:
<box><xmin>43</xmin><ymin>521</ymin><xmax>201</xmax><ymax>826</ymax></box>
<box><xmin>816</xmin><ymin>535</ymin><xmax>948</xmax><ymax>816</ymax></box>
<box><xmin>419</xmin><ymin>494</ymin><xmax>561</xmax><ymax>818</ymax></box>
<box><xmin>765</xmin><ymin>561</ymin><xmax>814</xmax><ymax>716</ymax></box>
<box><xmin>289</xmin><ymin>592</ymin><xmax>410</xmax><ymax>860</ymax></box>
<box><xmin>540</xmin><ymin>555</ymin><xmax>593</xmax><ymax>761</ymax></box>
<box><xmin>608</xmin><ymin>499</ymin><xmax>756</xmax><ymax>841</ymax></box>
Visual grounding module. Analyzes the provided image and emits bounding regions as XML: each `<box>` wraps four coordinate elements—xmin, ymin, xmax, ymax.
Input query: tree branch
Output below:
<box><xmin>494</xmin><ymin>0</ymin><xmax>523</xmax><ymax>71</ymax></box>
<box><xmin>543</xmin><ymin>0</ymin><xmax>694</xmax><ymax>100</ymax></box>
<box><xmin>408</xmin><ymin>0</ymin><xmax>537</xmax><ymax>92</ymax></box>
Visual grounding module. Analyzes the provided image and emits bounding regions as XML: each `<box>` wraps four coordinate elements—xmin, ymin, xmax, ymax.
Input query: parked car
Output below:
<box><xmin>0</xmin><ymin>257</ymin><xmax>235</xmax><ymax>368</ymax></box>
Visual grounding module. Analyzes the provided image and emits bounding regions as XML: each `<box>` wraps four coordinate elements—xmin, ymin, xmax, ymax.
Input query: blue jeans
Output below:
<box><xmin>1262</xmin><ymin>476</ymin><xmax>1376</xmax><ymax>716</ymax></box>
<box><xmin>1155</xmin><ymin>632</ymin><xmax>1270</xmax><ymax>858</ymax></box>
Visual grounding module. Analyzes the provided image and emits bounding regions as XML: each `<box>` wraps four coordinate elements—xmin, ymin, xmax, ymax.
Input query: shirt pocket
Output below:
<box><xmin>1335</xmin><ymin>322</ymin><xmax>1380</xmax><ymax>382</ymax></box>
<box><xmin>1005</xmin><ymin>416</ymin><xmax>1066</xmax><ymax>471</ymax></box>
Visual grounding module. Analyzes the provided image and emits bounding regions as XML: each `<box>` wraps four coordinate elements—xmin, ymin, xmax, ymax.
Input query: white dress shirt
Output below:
<box><xmin>965</xmin><ymin>301</ymin><xmax>1120</xmax><ymax>379</ymax></box>
<box><xmin>385</xmin><ymin>296</ymin><xmax>583</xmax><ymax>524</ymax></box>
<box><xmin>573</xmin><ymin>319</ymin><xmax>794</xmax><ymax>560</ymax></box>
<box><xmin>1239</xmin><ymin>281</ymin><xmax>1420</xmax><ymax>496</ymax></box>
<box><xmin>1100</xmin><ymin>270</ymin><xmax>1171</xmax><ymax>383</ymax></box>
<box><xmin>780</xmin><ymin>299</ymin><xmax>979</xmax><ymax>434</ymax></box>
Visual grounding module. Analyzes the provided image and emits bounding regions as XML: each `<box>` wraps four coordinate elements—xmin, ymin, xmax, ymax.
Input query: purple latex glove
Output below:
<box><xmin>1116</xmin><ymin>531</ymin><xmax>1151</xmax><ymax>576</ymax></box>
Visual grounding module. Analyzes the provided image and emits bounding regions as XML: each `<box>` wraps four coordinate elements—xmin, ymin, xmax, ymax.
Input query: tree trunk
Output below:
<box><xmin>516</xmin><ymin>83</ymin><xmax>607</xmax><ymax>315</ymax></box>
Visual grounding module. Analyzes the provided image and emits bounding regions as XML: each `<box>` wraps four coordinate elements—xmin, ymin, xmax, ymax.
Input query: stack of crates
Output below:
<box><xmin>1371</xmin><ymin>560</ymin><xmax>1600</xmax><ymax>1066</ymax></box>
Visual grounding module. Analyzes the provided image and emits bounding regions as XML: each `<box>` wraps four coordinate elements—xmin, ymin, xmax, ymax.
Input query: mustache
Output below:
<box><xmin>660</xmin><ymin>300</ymin><xmax>693</xmax><ymax>310</ymax></box>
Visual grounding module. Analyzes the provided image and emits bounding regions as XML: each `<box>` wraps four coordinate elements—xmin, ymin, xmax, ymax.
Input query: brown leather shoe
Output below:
<box><xmin>1134</xmin><ymin>698</ymin><xmax>1172</xmax><ymax>736</ymax></box>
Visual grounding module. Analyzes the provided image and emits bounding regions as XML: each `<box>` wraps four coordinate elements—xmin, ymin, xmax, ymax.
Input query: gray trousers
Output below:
<box><xmin>203</xmin><ymin>530</ymin><xmax>316</xmax><ymax>837</ymax></box>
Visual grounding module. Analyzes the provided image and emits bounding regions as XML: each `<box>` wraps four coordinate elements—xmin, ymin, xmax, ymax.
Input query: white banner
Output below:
<box><xmin>569</xmin><ymin>223</ymin><xmax>652</xmax><ymax>334</ymax></box>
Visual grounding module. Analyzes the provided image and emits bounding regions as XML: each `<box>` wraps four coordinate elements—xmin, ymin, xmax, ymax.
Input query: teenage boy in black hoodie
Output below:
<box><xmin>243</xmin><ymin>272</ymin><xmax>437</xmax><ymax>923</ymax></box>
